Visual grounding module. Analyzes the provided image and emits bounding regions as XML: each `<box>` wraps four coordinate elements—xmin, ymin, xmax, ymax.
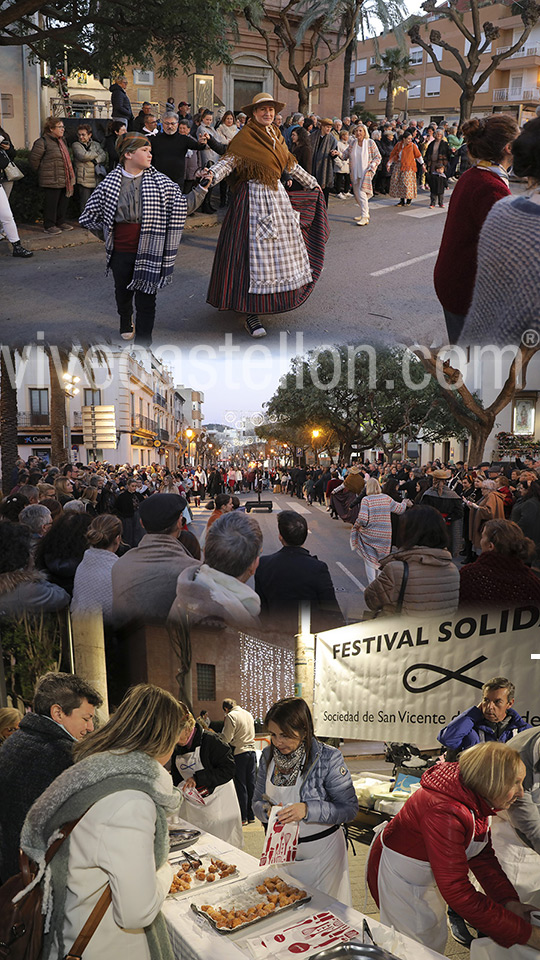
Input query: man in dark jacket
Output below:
<box><xmin>110</xmin><ymin>76</ymin><xmax>134</xmax><ymax>126</ymax></box>
<box><xmin>151</xmin><ymin>114</ymin><xmax>211</xmax><ymax>189</ymax></box>
<box><xmin>310</xmin><ymin>119</ymin><xmax>338</xmax><ymax>204</ymax></box>
<box><xmin>254</xmin><ymin>510</ymin><xmax>343</xmax><ymax>633</ymax></box>
<box><xmin>0</xmin><ymin>672</ymin><xmax>102</xmax><ymax>881</ymax></box>
<box><xmin>111</xmin><ymin>493</ymin><xmax>197</xmax><ymax>627</ymax></box>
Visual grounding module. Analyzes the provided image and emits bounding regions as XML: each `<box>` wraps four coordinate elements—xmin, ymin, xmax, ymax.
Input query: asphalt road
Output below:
<box><xmin>2</xmin><ymin>188</ymin><xmax>454</xmax><ymax>348</ymax></box>
<box><xmin>189</xmin><ymin>491</ymin><xmax>369</xmax><ymax>625</ymax></box>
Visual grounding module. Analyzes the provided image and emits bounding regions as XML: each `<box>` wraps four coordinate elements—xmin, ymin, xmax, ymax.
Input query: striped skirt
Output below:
<box><xmin>207</xmin><ymin>183</ymin><xmax>329</xmax><ymax>315</ymax></box>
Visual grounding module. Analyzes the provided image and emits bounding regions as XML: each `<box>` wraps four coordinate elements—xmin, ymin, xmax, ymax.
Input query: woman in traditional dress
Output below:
<box><xmin>387</xmin><ymin>131</ymin><xmax>424</xmax><ymax>206</ymax></box>
<box><xmin>341</xmin><ymin>123</ymin><xmax>381</xmax><ymax>226</ymax></box>
<box><xmin>350</xmin><ymin>477</ymin><xmax>410</xmax><ymax>584</ymax></box>
<box><xmin>206</xmin><ymin>92</ymin><xmax>329</xmax><ymax>338</ymax></box>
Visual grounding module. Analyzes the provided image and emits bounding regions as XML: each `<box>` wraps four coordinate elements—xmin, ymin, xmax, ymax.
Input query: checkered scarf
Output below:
<box><xmin>79</xmin><ymin>164</ymin><xmax>187</xmax><ymax>294</ymax></box>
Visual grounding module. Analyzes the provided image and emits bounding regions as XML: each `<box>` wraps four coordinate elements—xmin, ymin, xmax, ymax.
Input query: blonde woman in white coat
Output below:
<box><xmin>20</xmin><ymin>685</ymin><xmax>186</xmax><ymax>960</ymax></box>
<box><xmin>342</xmin><ymin>124</ymin><xmax>381</xmax><ymax>226</ymax></box>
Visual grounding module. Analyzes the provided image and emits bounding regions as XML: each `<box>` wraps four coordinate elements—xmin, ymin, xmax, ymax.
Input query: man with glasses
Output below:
<box><xmin>151</xmin><ymin>112</ymin><xmax>215</xmax><ymax>189</ymax></box>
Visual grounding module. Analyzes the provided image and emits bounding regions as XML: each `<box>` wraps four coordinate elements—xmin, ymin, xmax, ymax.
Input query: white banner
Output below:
<box><xmin>313</xmin><ymin>606</ymin><xmax>540</xmax><ymax>745</ymax></box>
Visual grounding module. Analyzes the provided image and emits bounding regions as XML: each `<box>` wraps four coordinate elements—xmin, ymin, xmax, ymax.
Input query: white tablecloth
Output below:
<box><xmin>162</xmin><ymin>818</ymin><xmax>445</xmax><ymax>960</ymax></box>
<box><xmin>471</xmin><ymin>938</ymin><xmax>540</xmax><ymax>960</ymax></box>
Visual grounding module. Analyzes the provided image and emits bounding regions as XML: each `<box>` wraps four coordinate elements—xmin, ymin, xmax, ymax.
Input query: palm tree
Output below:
<box><xmin>375</xmin><ymin>47</ymin><xmax>415</xmax><ymax>119</ymax></box>
<box><xmin>0</xmin><ymin>348</ymin><xmax>20</xmax><ymax>495</ymax></box>
<box><xmin>341</xmin><ymin>0</ymin><xmax>407</xmax><ymax>119</ymax></box>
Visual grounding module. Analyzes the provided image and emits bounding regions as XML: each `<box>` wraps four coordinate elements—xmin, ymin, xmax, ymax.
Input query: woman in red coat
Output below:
<box><xmin>433</xmin><ymin>114</ymin><xmax>519</xmax><ymax>343</ymax></box>
<box><xmin>367</xmin><ymin>742</ymin><xmax>540</xmax><ymax>954</ymax></box>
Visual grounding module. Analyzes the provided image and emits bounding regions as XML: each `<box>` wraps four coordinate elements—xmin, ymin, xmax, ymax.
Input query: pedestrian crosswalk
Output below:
<box><xmin>332</xmin><ymin>194</ymin><xmax>447</xmax><ymax>219</ymax></box>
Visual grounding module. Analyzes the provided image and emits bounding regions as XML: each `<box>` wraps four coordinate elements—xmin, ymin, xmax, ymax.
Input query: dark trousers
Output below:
<box><xmin>233</xmin><ymin>750</ymin><xmax>256</xmax><ymax>821</ymax></box>
<box><xmin>321</xmin><ymin>187</ymin><xmax>330</xmax><ymax>206</ymax></box>
<box><xmin>78</xmin><ymin>185</ymin><xmax>93</xmax><ymax>215</ymax></box>
<box><xmin>335</xmin><ymin>172</ymin><xmax>351</xmax><ymax>194</ymax></box>
<box><xmin>110</xmin><ymin>250</ymin><xmax>156</xmax><ymax>345</ymax></box>
<box><xmin>43</xmin><ymin>188</ymin><xmax>68</xmax><ymax>229</ymax></box>
<box><xmin>443</xmin><ymin>307</ymin><xmax>466</xmax><ymax>345</ymax></box>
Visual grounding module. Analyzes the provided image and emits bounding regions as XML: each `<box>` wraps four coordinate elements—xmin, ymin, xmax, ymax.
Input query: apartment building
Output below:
<box><xmin>14</xmin><ymin>348</ymin><xmax>203</xmax><ymax>468</ymax></box>
<box><xmin>352</xmin><ymin>2</ymin><xmax>540</xmax><ymax>124</ymax></box>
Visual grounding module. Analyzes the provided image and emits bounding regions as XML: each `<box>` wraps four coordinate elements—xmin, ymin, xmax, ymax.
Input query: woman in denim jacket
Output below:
<box><xmin>253</xmin><ymin>697</ymin><xmax>358</xmax><ymax>903</ymax></box>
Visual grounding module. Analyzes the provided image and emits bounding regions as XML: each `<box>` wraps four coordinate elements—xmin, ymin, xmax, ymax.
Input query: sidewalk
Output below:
<box><xmin>0</xmin><ymin>209</ymin><xmax>221</xmax><ymax>255</ymax></box>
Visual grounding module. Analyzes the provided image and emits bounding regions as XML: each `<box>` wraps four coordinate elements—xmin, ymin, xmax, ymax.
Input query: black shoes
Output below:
<box><xmin>245</xmin><ymin>315</ymin><xmax>267</xmax><ymax>338</ymax></box>
<box><xmin>448</xmin><ymin>912</ymin><xmax>474</xmax><ymax>947</ymax></box>
<box><xmin>12</xmin><ymin>241</ymin><xmax>33</xmax><ymax>258</ymax></box>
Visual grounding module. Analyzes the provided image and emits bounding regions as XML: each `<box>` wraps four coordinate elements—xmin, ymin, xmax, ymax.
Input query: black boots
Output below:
<box><xmin>12</xmin><ymin>241</ymin><xmax>33</xmax><ymax>258</ymax></box>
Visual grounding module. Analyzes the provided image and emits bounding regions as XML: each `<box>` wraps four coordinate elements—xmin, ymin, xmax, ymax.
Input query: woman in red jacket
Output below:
<box><xmin>367</xmin><ymin>742</ymin><xmax>540</xmax><ymax>954</ymax></box>
<box><xmin>433</xmin><ymin>114</ymin><xmax>519</xmax><ymax>343</ymax></box>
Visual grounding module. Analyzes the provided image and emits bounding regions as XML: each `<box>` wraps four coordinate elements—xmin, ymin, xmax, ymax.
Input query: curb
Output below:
<box><xmin>1</xmin><ymin>211</ymin><xmax>221</xmax><ymax>256</ymax></box>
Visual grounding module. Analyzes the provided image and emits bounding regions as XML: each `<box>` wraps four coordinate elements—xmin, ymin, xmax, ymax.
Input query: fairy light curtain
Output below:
<box><xmin>239</xmin><ymin>635</ymin><xmax>294</xmax><ymax>723</ymax></box>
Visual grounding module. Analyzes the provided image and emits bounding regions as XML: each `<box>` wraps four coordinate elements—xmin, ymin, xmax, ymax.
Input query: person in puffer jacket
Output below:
<box><xmin>367</xmin><ymin>742</ymin><xmax>539</xmax><ymax>954</ymax></box>
<box><xmin>363</xmin><ymin>505</ymin><xmax>459</xmax><ymax>616</ymax></box>
<box><xmin>438</xmin><ymin>675</ymin><xmax>530</xmax><ymax>759</ymax></box>
<box><xmin>253</xmin><ymin>697</ymin><xmax>358</xmax><ymax>904</ymax></box>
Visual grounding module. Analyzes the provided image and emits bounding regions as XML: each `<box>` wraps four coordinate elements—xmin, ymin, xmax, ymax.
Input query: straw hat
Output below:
<box><xmin>241</xmin><ymin>92</ymin><xmax>286</xmax><ymax>117</ymax></box>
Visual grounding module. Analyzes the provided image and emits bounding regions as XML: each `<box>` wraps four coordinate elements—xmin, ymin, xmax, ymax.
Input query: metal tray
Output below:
<box><xmin>313</xmin><ymin>941</ymin><xmax>402</xmax><ymax>960</ymax></box>
<box><xmin>168</xmin><ymin>828</ymin><xmax>201</xmax><ymax>851</ymax></box>
<box><xmin>190</xmin><ymin>873</ymin><xmax>311</xmax><ymax>936</ymax></box>
<box><xmin>168</xmin><ymin>853</ymin><xmax>243</xmax><ymax>899</ymax></box>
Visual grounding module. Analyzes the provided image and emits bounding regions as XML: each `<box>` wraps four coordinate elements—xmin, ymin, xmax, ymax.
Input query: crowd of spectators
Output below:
<box><xmin>1</xmin><ymin>452</ymin><xmax>540</xmax><ymax>642</ymax></box>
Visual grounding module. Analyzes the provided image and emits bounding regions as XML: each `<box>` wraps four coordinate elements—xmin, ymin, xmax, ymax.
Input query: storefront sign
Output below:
<box><xmin>313</xmin><ymin>607</ymin><xmax>540</xmax><ymax>744</ymax></box>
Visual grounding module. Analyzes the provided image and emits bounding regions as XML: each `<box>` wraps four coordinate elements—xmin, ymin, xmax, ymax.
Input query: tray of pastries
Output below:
<box><xmin>168</xmin><ymin>853</ymin><xmax>241</xmax><ymax>898</ymax></box>
<box><xmin>191</xmin><ymin>872</ymin><xmax>311</xmax><ymax>934</ymax></box>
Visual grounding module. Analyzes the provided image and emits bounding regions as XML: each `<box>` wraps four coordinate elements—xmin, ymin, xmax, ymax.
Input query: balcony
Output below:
<box><xmin>154</xmin><ymin>392</ymin><xmax>167</xmax><ymax>409</ymax></box>
<box><xmin>18</xmin><ymin>412</ymin><xmax>49</xmax><ymax>428</ymax></box>
<box><xmin>494</xmin><ymin>44</ymin><xmax>540</xmax><ymax>70</ymax></box>
<box><xmin>159</xmin><ymin>428</ymin><xmax>170</xmax><ymax>442</ymax></box>
<box><xmin>50</xmin><ymin>97</ymin><xmax>112</xmax><ymax>119</ymax></box>
<box><xmin>493</xmin><ymin>87</ymin><xmax>540</xmax><ymax>102</ymax></box>
<box><xmin>131</xmin><ymin>414</ymin><xmax>158</xmax><ymax>434</ymax></box>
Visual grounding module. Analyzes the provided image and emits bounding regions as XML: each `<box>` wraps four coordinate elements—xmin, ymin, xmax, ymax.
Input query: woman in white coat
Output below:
<box><xmin>170</xmin><ymin>703</ymin><xmax>243</xmax><ymax>848</ymax></box>
<box><xmin>20</xmin><ymin>684</ymin><xmax>185</xmax><ymax>960</ymax></box>
<box><xmin>342</xmin><ymin>123</ymin><xmax>381</xmax><ymax>226</ymax></box>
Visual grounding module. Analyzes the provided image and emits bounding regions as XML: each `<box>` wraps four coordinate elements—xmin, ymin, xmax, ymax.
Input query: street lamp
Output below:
<box><xmin>311</xmin><ymin>429</ymin><xmax>320</xmax><ymax>466</ymax></box>
<box><xmin>63</xmin><ymin>373</ymin><xmax>80</xmax><ymax>459</ymax></box>
<box><xmin>185</xmin><ymin>427</ymin><xmax>193</xmax><ymax>465</ymax></box>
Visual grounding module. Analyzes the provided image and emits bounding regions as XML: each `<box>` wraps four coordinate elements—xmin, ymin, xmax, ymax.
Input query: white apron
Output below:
<box><xmin>490</xmin><ymin>814</ymin><xmax>540</xmax><ymax>908</ymax></box>
<box><xmin>265</xmin><ymin>759</ymin><xmax>351</xmax><ymax>904</ymax></box>
<box><xmin>375</xmin><ymin>814</ymin><xmax>490</xmax><ymax>955</ymax></box>
<box><xmin>175</xmin><ymin>746</ymin><xmax>243</xmax><ymax>849</ymax></box>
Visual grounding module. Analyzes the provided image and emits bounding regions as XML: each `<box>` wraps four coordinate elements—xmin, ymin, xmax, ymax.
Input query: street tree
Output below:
<box><xmin>243</xmin><ymin>0</ymin><xmax>365</xmax><ymax>114</ymax></box>
<box><xmin>408</xmin><ymin>0</ymin><xmax>540</xmax><ymax>125</ymax></box>
<box><xmin>414</xmin><ymin>344</ymin><xmax>540</xmax><ymax>465</ymax></box>
<box><xmin>263</xmin><ymin>345</ymin><xmax>467</xmax><ymax>463</ymax></box>
<box><xmin>375</xmin><ymin>46</ymin><xmax>415</xmax><ymax>119</ymax></box>
<box><xmin>0</xmin><ymin>0</ymin><xmax>240</xmax><ymax>78</ymax></box>
<box><xmin>0</xmin><ymin>348</ymin><xmax>19</xmax><ymax>495</ymax></box>
<box><xmin>340</xmin><ymin>0</ymin><xmax>407</xmax><ymax>121</ymax></box>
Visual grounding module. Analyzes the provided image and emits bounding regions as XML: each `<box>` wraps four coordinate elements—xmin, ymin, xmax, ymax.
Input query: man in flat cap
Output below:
<box><xmin>111</xmin><ymin>493</ymin><xmax>197</xmax><ymax>626</ymax></box>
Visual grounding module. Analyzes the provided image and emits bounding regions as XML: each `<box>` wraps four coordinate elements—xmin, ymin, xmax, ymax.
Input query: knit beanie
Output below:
<box><xmin>116</xmin><ymin>132</ymin><xmax>151</xmax><ymax>163</ymax></box>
